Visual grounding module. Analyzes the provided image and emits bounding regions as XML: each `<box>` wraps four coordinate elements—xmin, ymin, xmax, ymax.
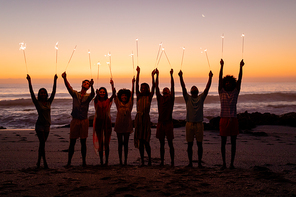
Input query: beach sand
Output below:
<box><xmin>1</xmin><ymin>125</ymin><xmax>296</xmax><ymax>196</ymax></box>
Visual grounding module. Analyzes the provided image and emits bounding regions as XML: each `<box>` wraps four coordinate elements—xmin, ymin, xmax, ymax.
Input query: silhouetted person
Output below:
<box><xmin>155</xmin><ymin>68</ymin><xmax>175</xmax><ymax>166</ymax></box>
<box><xmin>62</xmin><ymin>72</ymin><xmax>94</xmax><ymax>167</ymax></box>
<box><xmin>134</xmin><ymin>66</ymin><xmax>156</xmax><ymax>166</ymax></box>
<box><xmin>178</xmin><ymin>70</ymin><xmax>213</xmax><ymax>167</ymax></box>
<box><xmin>27</xmin><ymin>74</ymin><xmax>57</xmax><ymax>169</ymax></box>
<box><xmin>93</xmin><ymin>79</ymin><xmax>115</xmax><ymax>166</ymax></box>
<box><xmin>218</xmin><ymin>59</ymin><xmax>244</xmax><ymax>169</ymax></box>
<box><xmin>113</xmin><ymin>77</ymin><xmax>135</xmax><ymax>165</ymax></box>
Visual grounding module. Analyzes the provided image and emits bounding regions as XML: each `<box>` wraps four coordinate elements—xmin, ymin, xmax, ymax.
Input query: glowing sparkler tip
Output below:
<box><xmin>97</xmin><ymin>62</ymin><xmax>101</xmax><ymax>65</ymax></box>
<box><xmin>182</xmin><ymin>47</ymin><xmax>185</xmax><ymax>50</ymax></box>
<box><xmin>106</xmin><ymin>62</ymin><xmax>110</xmax><ymax>65</ymax></box>
<box><xmin>241</xmin><ymin>33</ymin><xmax>245</xmax><ymax>37</ymax></box>
<box><xmin>19</xmin><ymin>42</ymin><xmax>26</xmax><ymax>50</ymax></box>
<box><xmin>88</xmin><ymin>50</ymin><xmax>91</xmax><ymax>54</ymax></box>
<box><xmin>162</xmin><ymin>48</ymin><xmax>165</xmax><ymax>51</ymax></box>
<box><xmin>204</xmin><ymin>49</ymin><xmax>207</xmax><ymax>52</ymax></box>
<box><xmin>202</xmin><ymin>14</ymin><xmax>205</xmax><ymax>17</ymax></box>
<box><xmin>55</xmin><ymin>42</ymin><xmax>59</xmax><ymax>50</ymax></box>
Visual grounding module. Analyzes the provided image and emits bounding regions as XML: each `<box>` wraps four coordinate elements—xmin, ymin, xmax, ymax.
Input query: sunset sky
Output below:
<box><xmin>0</xmin><ymin>0</ymin><xmax>295</xmax><ymax>84</ymax></box>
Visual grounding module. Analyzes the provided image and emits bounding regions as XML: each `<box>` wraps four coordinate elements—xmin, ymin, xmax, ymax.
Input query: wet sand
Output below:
<box><xmin>1</xmin><ymin>125</ymin><xmax>296</xmax><ymax>196</ymax></box>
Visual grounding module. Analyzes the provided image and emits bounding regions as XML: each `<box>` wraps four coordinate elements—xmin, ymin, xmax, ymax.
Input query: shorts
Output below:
<box><xmin>219</xmin><ymin>117</ymin><xmax>239</xmax><ymax>136</ymax></box>
<box><xmin>186</xmin><ymin>122</ymin><xmax>204</xmax><ymax>142</ymax></box>
<box><xmin>70</xmin><ymin>118</ymin><xmax>89</xmax><ymax>139</ymax></box>
<box><xmin>156</xmin><ymin>121</ymin><xmax>174</xmax><ymax>140</ymax></box>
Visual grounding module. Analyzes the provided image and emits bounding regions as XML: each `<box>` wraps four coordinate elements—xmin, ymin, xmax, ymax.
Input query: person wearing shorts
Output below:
<box><xmin>218</xmin><ymin>59</ymin><xmax>244</xmax><ymax>169</ymax></box>
<box><xmin>62</xmin><ymin>72</ymin><xmax>94</xmax><ymax>167</ymax></box>
<box><xmin>155</xmin><ymin>68</ymin><xmax>175</xmax><ymax>166</ymax></box>
<box><xmin>179</xmin><ymin>70</ymin><xmax>213</xmax><ymax>167</ymax></box>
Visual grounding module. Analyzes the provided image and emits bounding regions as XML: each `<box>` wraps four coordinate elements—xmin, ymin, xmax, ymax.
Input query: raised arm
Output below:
<box><xmin>89</xmin><ymin>79</ymin><xmax>95</xmax><ymax>100</ymax></box>
<box><xmin>203</xmin><ymin>71</ymin><xmax>213</xmax><ymax>96</ymax></box>
<box><xmin>170</xmin><ymin>69</ymin><xmax>175</xmax><ymax>97</ymax></box>
<box><xmin>150</xmin><ymin>69</ymin><xmax>156</xmax><ymax>100</ymax></box>
<box><xmin>218</xmin><ymin>59</ymin><xmax>224</xmax><ymax>91</ymax></box>
<box><xmin>48</xmin><ymin>74</ymin><xmax>58</xmax><ymax>103</ymax></box>
<box><xmin>131</xmin><ymin>76</ymin><xmax>135</xmax><ymax>105</ymax></box>
<box><xmin>62</xmin><ymin>72</ymin><xmax>73</xmax><ymax>95</ymax></box>
<box><xmin>178</xmin><ymin>70</ymin><xmax>187</xmax><ymax>97</ymax></box>
<box><xmin>155</xmin><ymin>68</ymin><xmax>160</xmax><ymax>96</ymax></box>
<box><xmin>109</xmin><ymin>79</ymin><xmax>115</xmax><ymax>102</ymax></box>
<box><xmin>26</xmin><ymin>74</ymin><xmax>37</xmax><ymax>104</ymax></box>
<box><xmin>136</xmin><ymin>66</ymin><xmax>140</xmax><ymax>96</ymax></box>
<box><xmin>236</xmin><ymin>59</ymin><xmax>244</xmax><ymax>92</ymax></box>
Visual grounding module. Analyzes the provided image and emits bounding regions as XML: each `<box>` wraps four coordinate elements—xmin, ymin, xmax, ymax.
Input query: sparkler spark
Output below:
<box><xmin>19</xmin><ymin>42</ymin><xmax>28</xmax><ymax>73</ymax></box>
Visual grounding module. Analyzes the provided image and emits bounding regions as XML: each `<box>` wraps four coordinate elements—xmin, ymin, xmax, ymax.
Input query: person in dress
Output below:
<box><xmin>155</xmin><ymin>68</ymin><xmax>175</xmax><ymax>166</ymax></box>
<box><xmin>134</xmin><ymin>66</ymin><xmax>156</xmax><ymax>166</ymax></box>
<box><xmin>93</xmin><ymin>79</ymin><xmax>115</xmax><ymax>166</ymax></box>
<box><xmin>62</xmin><ymin>72</ymin><xmax>95</xmax><ymax>167</ymax></box>
<box><xmin>113</xmin><ymin>77</ymin><xmax>135</xmax><ymax>165</ymax></box>
<box><xmin>218</xmin><ymin>59</ymin><xmax>244</xmax><ymax>169</ymax></box>
<box><xmin>26</xmin><ymin>74</ymin><xmax>57</xmax><ymax>169</ymax></box>
<box><xmin>178</xmin><ymin>70</ymin><xmax>213</xmax><ymax>167</ymax></box>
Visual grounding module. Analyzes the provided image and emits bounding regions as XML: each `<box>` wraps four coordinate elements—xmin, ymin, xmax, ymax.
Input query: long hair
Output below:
<box><xmin>37</xmin><ymin>88</ymin><xmax>48</xmax><ymax>101</ymax></box>
<box><xmin>140</xmin><ymin>83</ymin><xmax>150</xmax><ymax>96</ymax></box>
<box><xmin>98</xmin><ymin>87</ymin><xmax>108</xmax><ymax>100</ymax></box>
<box><xmin>117</xmin><ymin>89</ymin><xmax>131</xmax><ymax>102</ymax></box>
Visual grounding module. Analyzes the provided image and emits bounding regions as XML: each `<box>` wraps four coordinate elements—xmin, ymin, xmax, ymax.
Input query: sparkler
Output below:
<box><xmin>155</xmin><ymin>42</ymin><xmax>162</xmax><ymax>67</ymax></box>
<box><xmin>55</xmin><ymin>42</ymin><xmax>58</xmax><ymax>74</ymax></box>
<box><xmin>157</xmin><ymin>48</ymin><xmax>164</xmax><ymax>66</ymax></box>
<box><xmin>97</xmin><ymin>61</ymin><xmax>100</xmax><ymax>88</ymax></box>
<box><xmin>65</xmin><ymin>45</ymin><xmax>77</xmax><ymax>71</ymax></box>
<box><xmin>204</xmin><ymin>49</ymin><xmax>211</xmax><ymax>69</ymax></box>
<box><xmin>130</xmin><ymin>52</ymin><xmax>135</xmax><ymax>76</ymax></box>
<box><xmin>136</xmin><ymin>38</ymin><xmax>139</xmax><ymax>66</ymax></box>
<box><xmin>163</xmin><ymin>49</ymin><xmax>171</xmax><ymax>68</ymax></box>
<box><xmin>88</xmin><ymin>50</ymin><xmax>92</xmax><ymax>78</ymax></box>
<box><xmin>241</xmin><ymin>33</ymin><xmax>245</xmax><ymax>59</ymax></box>
<box><xmin>180</xmin><ymin>47</ymin><xmax>185</xmax><ymax>69</ymax></box>
<box><xmin>106</xmin><ymin>52</ymin><xmax>112</xmax><ymax>79</ymax></box>
<box><xmin>221</xmin><ymin>34</ymin><xmax>224</xmax><ymax>59</ymax></box>
<box><xmin>19</xmin><ymin>42</ymin><xmax>28</xmax><ymax>73</ymax></box>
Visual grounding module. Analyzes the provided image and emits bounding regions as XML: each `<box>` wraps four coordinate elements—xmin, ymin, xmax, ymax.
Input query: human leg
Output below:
<box><xmin>123</xmin><ymin>133</ymin><xmax>130</xmax><ymax>165</ymax></box>
<box><xmin>116</xmin><ymin>133</ymin><xmax>123</xmax><ymax>165</ymax></box>
<box><xmin>187</xmin><ymin>142</ymin><xmax>193</xmax><ymax>167</ymax></box>
<box><xmin>168</xmin><ymin>139</ymin><xmax>174</xmax><ymax>166</ymax></box>
<box><xmin>36</xmin><ymin>130</ymin><xmax>46</xmax><ymax>168</ymax></box>
<box><xmin>230</xmin><ymin>135</ymin><xmax>237</xmax><ymax>169</ymax></box>
<box><xmin>80</xmin><ymin>138</ymin><xmax>87</xmax><ymax>166</ymax></box>
<box><xmin>67</xmin><ymin>138</ymin><xmax>77</xmax><ymax>166</ymax></box>
<box><xmin>159</xmin><ymin>139</ymin><xmax>165</xmax><ymax>166</ymax></box>
<box><xmin>221</xmin><ymin>136</ymin><xmax>227</xmax><ymax>169</ymax></box>
<box><xmin>144</xmin><ymin>140</ymin><xmax>151</xmax><ymax>166</ymax></box>
<box><xmin>139</xmin><ymin>139</ymin><xmax>145</xmax><ymax>165</ymax></box>
<box><xmin>197</xmin><ymin>141</ymin><xmax>203</xmax><ymax>168</ymax></box>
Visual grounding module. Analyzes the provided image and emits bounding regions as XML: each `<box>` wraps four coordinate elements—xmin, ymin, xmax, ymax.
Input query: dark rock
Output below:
<box><xmin>279</xmin><ymin>112</ymin><xmax>296</xmax><ymax>127</ymax></box>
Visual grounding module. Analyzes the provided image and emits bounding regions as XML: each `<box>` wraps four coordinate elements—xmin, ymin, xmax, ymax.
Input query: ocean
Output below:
<box><xmin>1</xmin><ymin>81</ymin><xmax>296</xmax><ymax>129</ymax></box>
